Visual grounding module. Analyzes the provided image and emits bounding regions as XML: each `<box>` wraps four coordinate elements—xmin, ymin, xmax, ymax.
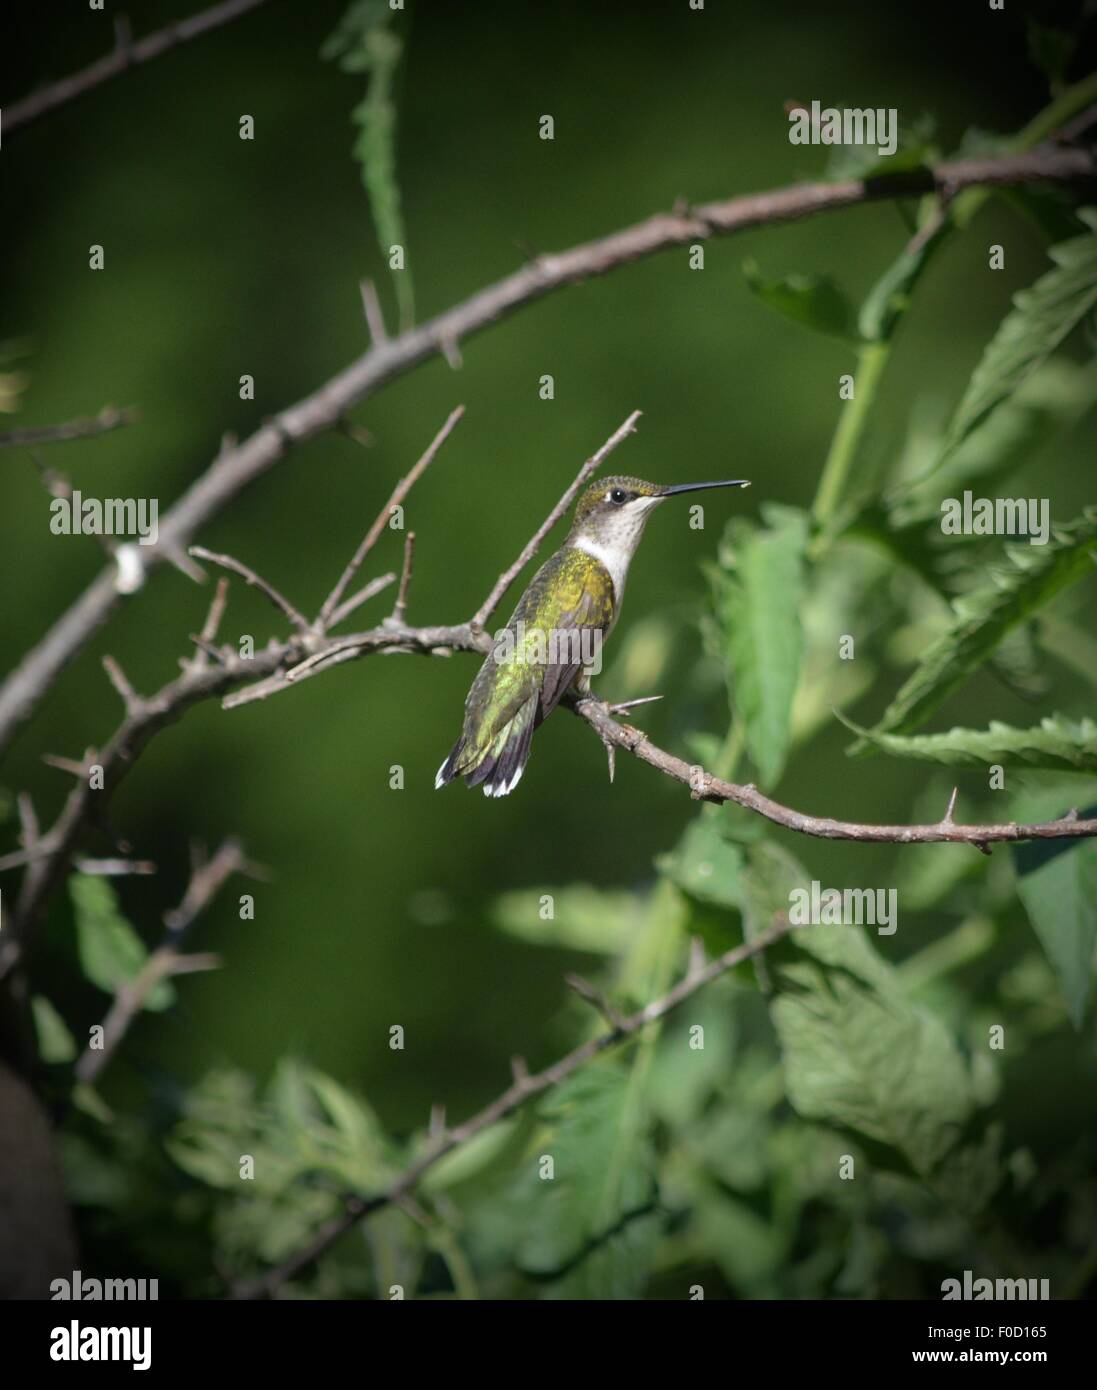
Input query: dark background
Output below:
<box><xmin>2</xmin><ymin>0</ymin><xmax>1092</xmax><ymax>1140</ymax></box>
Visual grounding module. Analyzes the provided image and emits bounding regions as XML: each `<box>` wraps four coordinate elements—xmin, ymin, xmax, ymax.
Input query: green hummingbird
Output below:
<box><xmin>436</xmin><ymin>474</ymin><xmax>750</xmax><ymax>797</ymax></box>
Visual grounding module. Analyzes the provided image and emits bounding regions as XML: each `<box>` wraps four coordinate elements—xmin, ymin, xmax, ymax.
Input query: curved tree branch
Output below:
<box><xmin>1</xmin><ymin>140</ymin><xmax>1093</xmax><ymax>759</ymax></box>
<box><xmin>2</xmin><ymin>0</ymin><xmax>274</xmax><ymax>137</ymax></box>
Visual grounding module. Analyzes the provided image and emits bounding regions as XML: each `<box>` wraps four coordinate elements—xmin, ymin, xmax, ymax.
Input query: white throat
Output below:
<box><xmin>572</xmin><ymin>496</ymin><xmax>663</xmax><ymax>602</ymax></box>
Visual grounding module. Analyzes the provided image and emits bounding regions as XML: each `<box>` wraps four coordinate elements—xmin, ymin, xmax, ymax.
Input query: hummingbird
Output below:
<box><xmin>435</xmin><ymin>474</ymin><xmax>750</xmax><ymax>797</ymax></box>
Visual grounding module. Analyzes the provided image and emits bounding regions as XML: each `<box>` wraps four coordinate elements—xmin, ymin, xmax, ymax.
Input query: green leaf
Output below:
<box><xmin>771</xmin><ymin>926</ymin><xmax>974</xmax><ymax>1177</ymax></box>
<box><xmin>514</xmin><ymin>1065</ymin><xmax>660</xmax><ymax>1298</ymax></box>
<box><xmin>656</xmin><ymin>816</ymin><xmax>744</xmax><ymax>908</ymax></box>
<box><xmin>491</xmin><ymin>884</ymin><xmax>641</xmax><ymax>953</ymax></box>
<box><xmin>742</xmin><ymin>258</ymin><xmax>856</xmax><ymax>341</ymax></box>
<box><xmin>1027</xmin><ymin>21</ymin><xmax>1076</xmax><ymax>91</ymax></box>
<box><xmin>168</xmin><ymin>1061</ymin><xmax>400</xmax><ymax>1274</ymax></box>
<box><xmin>839</xmin><ymin>712</ymin><xmax>1097</xmax><ymax>772</ymax></box>
<box><xmin>858</xmin><ymin>217</ymin><xmax>949</xmax><ymax>344</ymax></box>
<box><xmin>69</xmin><ymin>874</ymin><xmax>174</xmax><ymax>1011</ymax></box>
<box><xmin>323</xmin><ymin>1</ymin><xmax>413</xmax><ymax>330</ymax></box>
<box><xmin>1015</xmin><ymin>845</ymin><xmax>1097</xmax><ymax>1029</ymax></box>
<box><xmin>856</xmin><ymin>508</ymin><xmax>1097</xmax><ymax>744</ymax></box>
<box><xmin>646</xmin><ymin>982</ymin><xmax>737</xmax><ymax>1129</ymax></box>
<box><xmin>1013</xmin><ymin>791</ymin><xmax>1097</xmax><ymax>1027</ymax></box>
<box><xmin>823</xmin><ymin>111</ymin><xmax>937</xmax><ymax>182</ymax></box>
<box><xmin>720</xmin><ymin>505</ymin><xmax>808</xmax><ymax>786</ymax></box>
<box><xmin>941</xmin><ymin>212</ymin><xmax>1097</xmax><ymax>460</ymax></box>
<box><xmin>32</xmin><ymin>995</ymin><xmax>77</xmax><ymax>1063</ymax></box>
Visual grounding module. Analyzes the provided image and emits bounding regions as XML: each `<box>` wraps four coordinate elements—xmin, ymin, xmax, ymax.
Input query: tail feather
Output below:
<box><xmin>434</xmin><ymin>737</ymin><xmax>465</xmax><ymax>790</ymax></box>
<box><xmin>435</xmin><ymin>696</ymin><xmax>538</xmax><ymax>797</ymax></box>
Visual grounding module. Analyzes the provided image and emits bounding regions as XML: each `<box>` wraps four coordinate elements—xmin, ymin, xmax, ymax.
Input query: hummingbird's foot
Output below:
<box><xmin>574</xmin><ymin>685</ymin><xmax>663</xmax><ymax>719</ymax></box>
<box><xmin>574</xmin><ymin>693</ymin><xmax>662</xmax><ymax>784</ymax></box>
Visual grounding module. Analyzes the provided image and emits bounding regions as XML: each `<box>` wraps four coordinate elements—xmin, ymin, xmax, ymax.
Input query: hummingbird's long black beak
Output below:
<box><xmin>659</xmin><ymin>479</ymin><xmax>751</xmax><ymax>497</ymax></box>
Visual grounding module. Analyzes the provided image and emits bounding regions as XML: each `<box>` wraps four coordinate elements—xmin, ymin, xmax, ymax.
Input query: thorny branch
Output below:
<box><xmin>3</xmin><ymin>0</ymin><xmax>274</xmax><ymax>136</ymax></box>
<box><xmin>2</xmin><ymin>139</ymin><xmax>1094</xmax><ymax>756</ymax></box>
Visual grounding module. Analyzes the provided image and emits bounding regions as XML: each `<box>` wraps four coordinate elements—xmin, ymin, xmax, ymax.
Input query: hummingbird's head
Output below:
<box><xmin>568</xmin><ymin>474</ymin><xmax>750</xmax><ymax>562</ymax></box>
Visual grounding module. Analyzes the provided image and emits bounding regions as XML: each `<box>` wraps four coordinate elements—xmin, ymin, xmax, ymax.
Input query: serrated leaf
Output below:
<box><xmin>720</xmin><ymin>505</ymin><xmax>808</xmax><ymax>786</ymax></box>
<box><xmin>839</xmin><ymin>712</ymin><xmax>1097</xmax><ymax>771</ymax></box>
<box><xmin>856</xmin><ymin>508</ymin><xmax>1097</xmax><ymax>744</ymax></box>
<box><xmin>324</xmin><ymin>1</ymin><xmax>413</xmax><ymax>330</ymax></box>
<box><xmin>941</xmin><ymin>213</ymin><xmax>1097</xmax><ymax>459</ymax></box>
<box><xmin>887</xmin><ymin>358</ymin><xmax>1097</xmax><ymax>528</ymax></box>
<box><xmin>770</xmin><ymin>927</ymin><xmax>974</xmax><ymax>1177</ymax></box>
<box><xmin>514</xmin><ymin>1065</ymin><xmax>659</xmax><ymax>1298</ymax></box>
<box><xmin>69</xmin><ymin>874</ymin><xmax>174</xmax><ymax>1011</ymax></box>
<box><xmin>742</xmin><ymin>258</ymin><xmax>856</xmax><ymax>341</ymax></box>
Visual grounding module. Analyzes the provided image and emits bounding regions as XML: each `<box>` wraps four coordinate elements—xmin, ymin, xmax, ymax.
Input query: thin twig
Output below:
<box><xmin>4</xmin><ymin>0</ymin><xmax>273</xmax><ymax>135</ymax></box>
<box><xmin>0</xmin><ymin>405</ymin><xmax>139</xmax><ymax>450</ymax></box>
<box><xmin>188</xmin><ymin>547</ymin><xmax>312</xmax><ymax>633</ymax></box>
<box><xmin>101</xmin><ymin>655</ymin><xmax>142</xmax><ymax>715</ymax></box>
<box><xmin>317</xmin><ymin>406</ymin><xmax>464</xmax><ymax>630</ymax></box>
<box><xmin>74</xmin><ymin>838</ymin><xmax>247</xmax><ymax>1085</ymax></box>
<box><xmin>327</xmin><ymin>572</ymin><xmax>396</xmax><ymax>630</ymax></box>
<box><xmin>471</xmin><ymin>409</ymin><xmax>641</xmax><ymax>631</ymax></box>
<box><xmin>359</xmin><ymin>280</ymin><xmax>388</xmax><ymax>345</ymax></box>
<box><xmin>564</xmin><ymin>973</ymin><xmax>627</xmax><ymax>1029</ymax></box>
<box><xmin>391</xmin><ymin>533</ymin><xmax>416</xmax><ymax>624</ymax></box>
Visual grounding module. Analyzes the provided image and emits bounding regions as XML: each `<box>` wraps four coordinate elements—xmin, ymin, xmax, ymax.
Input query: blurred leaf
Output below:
<box><xmin>1027</xmin><ymin>21</ymin><xmax>1076</xmax><ymax>91</ymax></box>
<box><xmin>824</xmin><ymin>110</ymin><xmax>937</xmax><ymax>181</ymax></box>
<box><xmin>858</xmin><ymin>218</ymin><xmax>949</xmax><ymax>344</ymax></box>
<box><xmin>323</xmin><ymin>1</ymin><xmax>413</xmax><ymax>329</ymax></box>
<box><xmin>771</xmin><ymin>925</ymin><xmax>974</xmax><ymax>1177</ymax></box>
<box><xmin>719</xmin><ymin>505</ymin><xmax>809</xmax><ymax>785</ymax></box>
<box><xmin>657</xmin><ymin>816</ymin><xmax>743</xmax><ymax>909</ymax></box>
<box><xmin>855</xmin><ymin>508</ymin><xmax>1097</xmax><ymax>745</ymax></box>
<box><xmin>742</xmin><ymin>258</ymin><xmax>856</xmax><ymax>341</ymax></box>
<box><xmin>491</xmin><ymin>884</ymin><xmax>641</xmax><ymax>953</ymax></box>
<box><xmin>422</xmin><ymin>1118</ymin><xmax>521</xmax><ymax>1194</ymax></box>
<box><xmin>997</xmin><ymin>185</ymin><xmax>1087</xmax><ymax>245</ymax></box>
<box><xmin>646</xmin><ymin>982</ymin><xmax>737</xmax><ymax>1128</ymax></box>
<box><xmin>168</xmin><ymin>1061</ymin><xmax>399</xmax><ymax>1271</ymax></box>
<box><xmin>840</xmin><ymin>712</ymin><xmax>1097</xmax><ymax>771</ymax></box>
<box><xmin>69</xmin><ymin>874</ymin><xmax>174</xmax><ymax>1011</ymax></box>
<box><xmin>940</xmin><ymin>212</ymin><xmax>1097</xmax><ymax>461</ymax></box>
<box><xmin>741</xmin><ymin>838</ymin><xmax>808</xmax><ymax>937</ymax></box>
<box><xmin>515</xmin><ymin>1065</ymin><xmax>659</xmax><ymax>1298</ymax></box>
<box><xmin>693</xmin><ymin>1187</ymin><xmax>787</xmax><ymax>1290</ymax></box>
<box><xmin>31</xmin><ymin>995</ymin><xmax>77</xmax><ymax>1063</ymax></box>
<box><xmin>1014</xmin><ymin>838</ymin><xmax>1097</xmax><ymax>1028</ymax></box>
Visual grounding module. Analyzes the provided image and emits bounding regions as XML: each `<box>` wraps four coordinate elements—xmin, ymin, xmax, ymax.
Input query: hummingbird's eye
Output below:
<box><xmin>609</xmin><ymin>488</ymin><xmax>627</xmax><ymax>505</ymax></box>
